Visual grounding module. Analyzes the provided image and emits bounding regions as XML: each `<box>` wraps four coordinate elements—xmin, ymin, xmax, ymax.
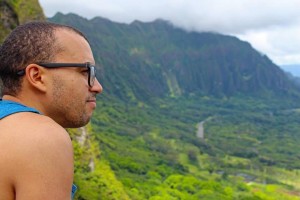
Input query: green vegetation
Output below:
<box><xmin>0</xmin><ymin>0</ymin><xmax>45</xmax><ymax>42</ymax></box>
<box><xmin>68</xmin><ymin>125</ymin><xmax>130</xmax><ymax>200</ymax></box>
<box><xmin>9</xmin><ymin>0</ymin><xmax>45</xmax><ymax>23</ymax></box>
<box><xmin>73</xmin><ymin>94</ymin><xmax>300</xmax><ymax>199</ymax></box>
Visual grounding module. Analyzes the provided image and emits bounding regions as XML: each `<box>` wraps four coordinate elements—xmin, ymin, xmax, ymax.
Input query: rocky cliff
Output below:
<box><xmin>0</xmin><ymin>0</ymin><xmax>45</xmax><ymax>42</ymax></box>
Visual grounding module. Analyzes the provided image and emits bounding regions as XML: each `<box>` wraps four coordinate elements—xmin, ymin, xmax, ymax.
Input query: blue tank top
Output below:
<box><xmin>0</xmin><ymin>99</ymin><xmax>40</xmax><ymax>119</ymax></box>
<box><xmin>0</xmin><ymin>99</ymin><xmax>77</xmax><ymax>199</ymax></box>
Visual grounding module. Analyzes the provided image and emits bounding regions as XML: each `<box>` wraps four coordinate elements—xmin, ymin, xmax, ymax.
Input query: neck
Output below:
<box><xmin>2</xmin><ymin>94</ymin><xmax>44</xmax><ymax>114</ymax></box>
<box><xmin>2</xmin><ymin>95</ymin><xmax>23</xmax><ymax>103</ymax></box>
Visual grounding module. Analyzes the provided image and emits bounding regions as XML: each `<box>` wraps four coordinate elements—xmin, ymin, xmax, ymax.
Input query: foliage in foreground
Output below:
<box><xmin>70</xmin><ymin>95</ymin><xmax>300</xmax><ymax>200</ymax></box>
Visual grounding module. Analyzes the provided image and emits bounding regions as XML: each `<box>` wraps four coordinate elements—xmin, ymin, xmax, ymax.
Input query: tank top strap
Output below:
<box><xmin>0</xmin><ymin>99</ymin><xmax>40</xmax><ymax>119</ymax></box>
<box><xmin>71</xmin><ymin>184</ymin><xmax>77</xmax><ymax>199</ymax></box>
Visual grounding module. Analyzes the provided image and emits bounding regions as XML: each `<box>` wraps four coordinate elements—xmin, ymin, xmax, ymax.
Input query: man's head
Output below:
<box><xmin>0</xmin><ymin>21</ymin><xmax>103</xmax><ymax>128</ymax></box>
<box><xmin>0</xmin><ymin>21</ymin><xmax>88</xmax><ymax>96</ymax></box>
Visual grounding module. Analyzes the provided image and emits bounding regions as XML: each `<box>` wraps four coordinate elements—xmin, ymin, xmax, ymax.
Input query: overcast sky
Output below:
<box><xmin>39</xmin><ymin>0</ymin><xmax>300</xmax><ymax>67</ymax></box>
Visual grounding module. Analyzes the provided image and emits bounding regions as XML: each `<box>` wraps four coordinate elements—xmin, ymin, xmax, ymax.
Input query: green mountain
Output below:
<box><xmin>50</xmin><ymin>13</ymin><xmax>300</xmax><ymax>101</ymax></box>
<box><xmin>49</xmin><ymin>13</ymin><xmax>300</xmax><ymax>200</ymax></box>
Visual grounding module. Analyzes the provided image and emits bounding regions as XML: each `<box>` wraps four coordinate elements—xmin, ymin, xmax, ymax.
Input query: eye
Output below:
<box><xmin>81</xmin><ymin>69</ymin><xmax>89</xmax><ymax>74</ymax></box>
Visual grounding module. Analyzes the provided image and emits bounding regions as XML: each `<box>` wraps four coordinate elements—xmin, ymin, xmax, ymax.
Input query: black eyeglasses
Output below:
<box><xmin>17</xmin><ymin>62</ymin><xmax>97</xmax><ymax>87</ymax></box>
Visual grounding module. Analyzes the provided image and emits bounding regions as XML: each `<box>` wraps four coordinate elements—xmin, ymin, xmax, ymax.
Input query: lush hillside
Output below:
<box><xmin>49</xmin><ymin>13</ymin><xmax>300</xmax><ymax>199</ymax></box>
<box><xmin>0</xmin><ymin>0</ymin><xmax>45</xmax><ymax>42</ymax></box>
<box><xmin>68</xmin><ymin>126</ymin><xmax>130</xmax><ymax>200</ymax></box>
<box><xmin>50</xmin><ymin>13</ymin><xmax>300</xmax><ymax>101</ymax></box>
<box><xmin>89</xmin><ymin>94</ymin><xmax>300</xmax><ymax>200</ymax></box>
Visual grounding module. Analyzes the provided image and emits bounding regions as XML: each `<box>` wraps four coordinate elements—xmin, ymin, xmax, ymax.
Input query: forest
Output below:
<box><xmin>70</xmin><ymin>94</ymin><xmax>300</xmax><ymax>199</ymax></box>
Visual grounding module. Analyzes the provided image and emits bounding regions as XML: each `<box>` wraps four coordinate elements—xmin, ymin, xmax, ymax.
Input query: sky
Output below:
<box><xmin>39</xmin><ymin>0</ymin><xmax>300</xmax><ymax>67</ymax></box>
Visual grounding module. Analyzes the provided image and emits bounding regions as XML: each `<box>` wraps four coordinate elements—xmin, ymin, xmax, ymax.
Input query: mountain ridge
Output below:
<box><xmin>50</xmin><ymin>13</ymin><xmax>300</xmax><ymax>102</ymax></box>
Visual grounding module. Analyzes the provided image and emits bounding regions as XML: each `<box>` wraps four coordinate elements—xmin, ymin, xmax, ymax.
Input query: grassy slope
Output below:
<box><xmin>68</xmin><ymin>125</ymin><xmax>130</xmax><ymax>200</ymax></box>
<box><xmin>88</xmin><ymin>94</ymin><xmax>300</xmax><ymax>200</ymax></box>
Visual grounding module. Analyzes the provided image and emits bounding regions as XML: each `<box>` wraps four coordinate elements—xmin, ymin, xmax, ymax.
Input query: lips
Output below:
<box><xmin>87</xmin><ymin>99</ymin><xmax>97</xmax><ymax>109</ymax></box>
<box><xmin>87</xmin><ymin>98</ymin><xmax>96</xmax><ymax>102</ymax></box>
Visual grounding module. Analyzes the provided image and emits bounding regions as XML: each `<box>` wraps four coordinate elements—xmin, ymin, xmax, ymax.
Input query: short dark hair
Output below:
<box><xmin>0</xmin><ymin>21</ymin><xmax>89</xmax><ymax>96</ymax></box>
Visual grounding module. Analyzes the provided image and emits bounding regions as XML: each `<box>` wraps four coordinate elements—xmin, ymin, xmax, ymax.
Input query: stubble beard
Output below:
<box><xmin>51</xmin><ymin>76</ymin><xmax>90</xmax><ymax>128</ymax></box>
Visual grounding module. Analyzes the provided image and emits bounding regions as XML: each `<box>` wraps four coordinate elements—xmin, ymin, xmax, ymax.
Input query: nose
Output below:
<box><xmin>90</xmin><ymin>78</ymin><xmax>103</xmax><ymax>94</ymax></box>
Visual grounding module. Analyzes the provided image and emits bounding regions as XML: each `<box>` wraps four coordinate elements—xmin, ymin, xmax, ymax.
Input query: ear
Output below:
<box><xmin>25</xmin><ymin>64</ymin><xmax>48</xmax><ymax>93</ymax></box>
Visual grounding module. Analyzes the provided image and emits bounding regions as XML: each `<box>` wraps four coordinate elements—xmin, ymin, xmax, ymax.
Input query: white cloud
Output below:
<box><xmin>237</xmin><ymin>24</ymin><xmax>300</xmax><ymax>65</ymax></box>
<box><xmin>39</xmin><ymin>0</ymin><xmax>300</xmax><ymax>65</ymax></box>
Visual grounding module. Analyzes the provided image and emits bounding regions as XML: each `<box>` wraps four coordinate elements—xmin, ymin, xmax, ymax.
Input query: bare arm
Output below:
<box><xmin>4</xmin><ymin>113</ymin><xmax>74</xmax><ymax>200</ymax></box>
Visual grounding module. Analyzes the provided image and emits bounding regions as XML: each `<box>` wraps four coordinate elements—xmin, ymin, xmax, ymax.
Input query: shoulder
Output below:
<box><xmin>3</xmin><ymin>111</ymin><xmax>70</xmax><ymax>140</ymax></box>
<box><xmin>0</xmin><ymin>112</ymin><xmax>74</xmax><ymax>199</ymax></box>
<box><xmin>1</xmin><ymin>112</ymin><xmax>72</xmax><ymax>152</ymax></box>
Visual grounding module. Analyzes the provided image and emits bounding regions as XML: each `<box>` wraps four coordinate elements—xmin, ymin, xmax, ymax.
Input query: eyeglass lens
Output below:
<box><xmin>89</xmin><ymin>66</ymin><xmax>96</xmax><ymax>87</ymax></box>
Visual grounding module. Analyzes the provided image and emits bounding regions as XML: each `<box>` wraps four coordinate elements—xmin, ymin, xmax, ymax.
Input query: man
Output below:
<box><xmin>0</xmin><ymin>21</ymin><xmax>102</xmax><ymax>199</ymax></box>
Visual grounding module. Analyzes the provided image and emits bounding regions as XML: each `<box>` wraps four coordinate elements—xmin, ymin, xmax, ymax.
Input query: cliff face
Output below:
<box><xmin>50</xmin><ymin>13</ymin><xmax>300</xmax><ymax>101</ymax></box>
<box><xmin>0</xmin><ymin>0</ymin><xmax>45</xmax><ymax>42</ymax></box>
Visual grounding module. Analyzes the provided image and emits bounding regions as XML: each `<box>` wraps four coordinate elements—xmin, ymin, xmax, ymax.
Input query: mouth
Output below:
<box><xmin>87</xmin><ymin>98</ymin><xmax>96</xmax><ymax>102</ymax></box>
<box><xmin>86</xmin><ymin>99</ymin><xmax>97</xmax><ymax>109</ymax></box>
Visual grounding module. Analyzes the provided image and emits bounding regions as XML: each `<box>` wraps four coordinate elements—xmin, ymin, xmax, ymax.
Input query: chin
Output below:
<box><xmin>61</xmin><ymin>119</ymin><xmax>91</xmax><ymax>128</ymax></box>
